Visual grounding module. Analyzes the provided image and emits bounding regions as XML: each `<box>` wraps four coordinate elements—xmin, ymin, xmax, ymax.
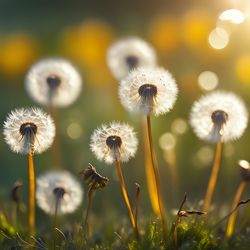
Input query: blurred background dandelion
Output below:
<box><xmin>0</xmin><ymin>0</ymin><xmax>250</xmax><ymax>227</ymax></box>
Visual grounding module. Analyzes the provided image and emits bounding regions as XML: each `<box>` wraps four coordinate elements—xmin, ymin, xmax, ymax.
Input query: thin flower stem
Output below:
<box><xmin>48</xmin><ymin>106</ymin><xmax>62</xmax><ymax>168</ymax></box>
<box><xmin>115</xmin><ymin>158</ymin><xmax>140</xmax><ymax>240</ymax></box>
<box><xmin>203</xmin><ymin>142</ymin><xmax>223</xmax><ymax>213</ymax></box>
<box><xmin>226</xmin><ymin>181</ymin><xmax>247</xmax><ymax>238</ymax></box>
<box><xmin>141</xmin><ymin>118</ymin><xmax>161</xmax><ymax>215</ymax></box>
<box><xmin>135</xmin><ymin>183</ymin><xmax>140</xmax><ymax>241</ymax></box>
<box><xmin>84</xmin><ymin>184</ymin><xmax>95</xmax><ymax>229</ymax></box>
<box><xmin>53</xmin><ymin>195</ymin><xmax>61</xmax><ymax>250</ymax></box>
<box><xmin>146</xmin><ymin>115</ymin><xmax>168</xmax><ymax>241</ymax></box>
<box><xmin>173</xmin><ymin>193</ymin><xmax>187</xmax><ymax>246</ymax></box>
<box><xmin>28</xmin><ymin>152</ymin><xmax>35</xmax><ymax>235</ymax></box>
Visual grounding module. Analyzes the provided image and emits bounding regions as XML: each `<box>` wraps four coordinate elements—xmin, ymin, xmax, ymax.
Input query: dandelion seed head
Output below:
<box><xmin>36</xmin><ymin>170</ymin><xmax>83</xmax><ymax>215</ymax></box>
<box><xmin>119</xmin><ymin>67</ymin><xmax>178</xmax><ymax>116</ymax></box>
<box><xmin>190</xmin><ymin>91</ymin><xmax>248</xmax><ymax>143</ymax></box>
<box><xmin>90</xmin><ymin>122</ymin><xmax>138</xmax><ymax>164</ymax></box>
<box><xmin>3</xmin><ymin>107</ymin><xmax>55</xmax><ymax>154</ymax></box>
<box><xmin>107</xmin><ymin>37</ymin><xmax>157</xmax><ymax>80</ymax></box>
<box><xmin>25</xmin><ymin>58</ymin><xmax>82</xmax><ymax>107</ymax></box>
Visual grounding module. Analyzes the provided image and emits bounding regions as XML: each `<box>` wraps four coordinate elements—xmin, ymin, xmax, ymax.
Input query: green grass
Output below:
<box><xmin>1</xmin><ymin>210</ymin><xmax>250</xmax><ymax>250</ymax></box>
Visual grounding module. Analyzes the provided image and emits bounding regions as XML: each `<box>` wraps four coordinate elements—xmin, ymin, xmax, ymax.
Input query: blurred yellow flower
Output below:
<box><xmin>84</xmin><ymin>63</ymin><xmax>116</xmax><ymax>87</ymax></box>
<box><xmin>182</xmin><ymin>9</ymin><xmax>213</xmax><ymax>51</ymax></box>
<box><xmin>60</xmin><ymin>19</ymin><xmax>115</xmax><ymax>87</ymax></box>
<box><xmin>0</xmin><ymin>33</ymin><xmax>39</xmax><ymax>79</ymax></box>
<box><xmin>235</xmin><ymin>54</ymin><xmax>250</xmax><ymax>84</ymax></box>
<box><xmin>61</xmin><ymin>20</ymin><xmax>114</xmax><ymax>66</ymax></box>
<box><xmin>148</xmin><ymin>16</ymin><xmax>181</xmax><ymax>53</ymax></box>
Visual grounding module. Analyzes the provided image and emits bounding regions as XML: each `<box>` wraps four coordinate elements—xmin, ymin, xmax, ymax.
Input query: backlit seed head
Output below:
<box><xmin>25</xmin><ymin>58</ymin><xmax>82</xmax><ymax>107</ymax></box>
<box><xmin>107</xmin><ymin>37</ymin><xmax>157</xmax><ymax>80</ymax></box>
<box><xmin>36</xmin><ymin>170</ymin><xmax>83</xmax><ymax>215</ymax></box>
<box><xmin>3</xmin><ymin>107</ymin><xmax>55</xmax><ymax>154</ymax></box>
<box><xmin>90</xmin><ymin>122</ymin><xmax>138</xmax><ymax>164</ymax></box>
<box><xmin>119</xmin><ymin>67</ymin><xmax>178</xmax><ymax>116</ymax></box>
<box><xmin>190</xmin><ymin>91</ymin><xmax>248</xmax><ymax>143</ymax></box>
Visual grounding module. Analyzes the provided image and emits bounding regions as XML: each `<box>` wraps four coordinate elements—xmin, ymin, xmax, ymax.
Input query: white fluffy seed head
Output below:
<box><xmin>25</xmin><ymin>58</ymin><xmax>82</xmax><ymax>107</ymax></box>
<box><xmin>36</xmin><ymin>170</ymin><xmax>83</xmax><ymax>215</ymax></box>
<box><xmin>3</xmin><ymin>107</ymin><xmax>55</xmax><ymax>154</ymax></box>
<box><xmin>90</xmin><ymin>122</ymin><xmax>138</xmax><ymax>164</ymax></box>
<box><xmin>119</xmin><ymin>67</ymin><xmax>178</xmax><ymax>116</ymax></box>
<box><xmin>190</xmin><ymin>91</ymin><xmax>248</xmax><ymax>143</ymax></box>
<box><xmin>107</xmin><ymin>37</ymin><xmax>157</xmax><ymax>80</ymax></box>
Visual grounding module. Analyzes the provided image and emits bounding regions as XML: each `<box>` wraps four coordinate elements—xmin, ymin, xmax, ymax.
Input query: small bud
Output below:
<box><xmin>238</xmin><ymin>160</ymin><xmax>250</xmax><ymax>182</ymax></box>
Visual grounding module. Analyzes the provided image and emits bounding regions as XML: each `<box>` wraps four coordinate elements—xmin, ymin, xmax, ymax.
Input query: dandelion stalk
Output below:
<box><xmin>115</xmin><ymin>157</ymin><xmax>139</xmax><ymax>240</ymax></box>
<box><xmin>11</xmin><ymin>181</ymin><xmax>22</xmax><ymax>226</ymax></box>
<box><xmin>145</xmin><ymin>115</ymin><xmax>168</xmax><ymax>241</ymax></box>
<box><xmin>83</xmin><ymin>183</ymin><xmax>95</xmax><ymax>229</ymax></box>
<box><xmin>135</xmin><ymin>183</ymin><xmax>140</xmax><ymax>241</ymax></box>
<box><xmin>226</xmin><ymin>181</ymin><xmax>247</xmax><ymax>238</ymax></box>
<box><xmin>203</xmin><ymin>142</ymin><xmax>223</xmax><ymax>213</ymax></box>
<box><xmin>53</xmin><ymin>188</ymin><xmax>65</xmax><ymax>250</ymax></box>
<box><xmin>28</xmin><ymin>152</ymin><xmax>35</xmax><ymax>235</ymax></box>
<box><xmin>48</xmin><ymin>106</ymin><xmax>62</xmax><ymax>168</ymax></box>
<box><xmin>80</xmin><ymin>163</ymin><xmax>109</xmax><ymax>231</ymax></box>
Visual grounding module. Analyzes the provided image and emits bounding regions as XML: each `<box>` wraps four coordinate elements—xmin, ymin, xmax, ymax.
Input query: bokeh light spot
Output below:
<box><xmin>171</xmin><ymin>118</ymin><xmax>188</xmax><ymax>135</ymax></box>
<box><xmin>159</xmin><ymin>133</ymin><xmax>176</xmax><ymax>151</ymax></box>
<box><xmin>208</xmin><ymin>27</ymin><xmax>229</xmax><ymax>50</ymax></box>
<box><xmin>67</xmin><ymin>122</ymin><xmax>82</xmax><ymax>139</ymax></box>
<box><xmin>198</xmin><ymin>71</ymin><xmax>219</xmax><ymax>91</ymax></box>
<box><xmin>196</xmin><ymin>146</ymin><xmax>213</xmax><ymax>166</ymax></box>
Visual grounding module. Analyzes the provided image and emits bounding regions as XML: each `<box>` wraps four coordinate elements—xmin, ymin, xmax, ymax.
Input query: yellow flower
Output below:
<box><xmin>148</xmin><ymin>16</ymin><xmax>181</xmax><ymax>53</ymax></box>
<box><xmin>235</xmin><ymin>54</ymin><xmax>250</xmax><ymax>84</ymax></box>
<box><xmin>0</xmin><ymin>33</ymin><xmax>39</xmax><ymax>79</ymax></box>
<box><xmin>182</xmin><ymin>9</ymin><xmax>213</xmax><ymax>51</ymax></box>
<box><xmin>61</xmin><ymin>20</ymin><xmax>114</xmax><ymax>66</ymax></box>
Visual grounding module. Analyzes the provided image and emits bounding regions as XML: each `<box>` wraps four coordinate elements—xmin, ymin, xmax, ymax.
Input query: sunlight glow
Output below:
<box><xmin>219</xmin><ymin>9</ymin><xmax>245</xmax><ymax>24</ymax></box>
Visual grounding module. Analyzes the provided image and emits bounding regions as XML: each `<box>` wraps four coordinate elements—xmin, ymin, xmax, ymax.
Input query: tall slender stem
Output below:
<box><xmin>49</xmin><ymin>106</ymin><xmax>62</xmax><ymax>168</ymax></box>
<box><xmin>84</xmin><ymin>184</ymin><xmax>95</xmax><ymax>229</ymax></box>
<box><xmin>203</xmin><ymin>142</ymin><xmax>223</xmax><ymax>213</ymax></box>
<box><xmin>226</xmin><ymin>181</ymin><xmax>247</xmax><ymax>238</ymax></box>
<box><xmin>141</xmin><ymin>118</ymin><xmax>161</xmax><ymax>215</ymax></box>
<box><xmin>53</xmin><ymin>195</ymin><xmax>61</xmax><ymax>250</ymax></box>
<box><xmin>28</xmin><ymin>152</ymin><xmax>35</xmax><ymax>235</ymax></box>
<box><xmin>146</xmin><ymin>115</ymin><xmax>168</xmax><ymax>241</ymax></box>
<box><xmin>115</xmin><ymin>158</ymin><xmax>139</xmax><ymax>240</ymax></box>
<box><xmin>135</xmin><ymin>183</ymin><xmax>140</xmax><ymax>241</ymax></box>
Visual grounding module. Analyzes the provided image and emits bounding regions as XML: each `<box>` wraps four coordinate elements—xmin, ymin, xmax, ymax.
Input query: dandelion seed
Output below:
<box><xmin>25</xmin><ymin>58</ymin><xmax>82</xmax><ymax>107</ymax></box>
<box><xmin>119</xmin><ymin>67</ymin><xmax>178</xmax><ymax>116</ymax></box>
<box><xmin>3</xmin><ymin>108</ymin><xmax>55</xmax><ymax>154</ymax></box>
<box><xmin>90</xmin><ymin>122</ymin><xmax>138</xmax><ymax>164</ymax></box>
<box><xmin>107</xmin><ymin>37</ymin><xmax>157</xmax><ymax>80</ymax></box>
<box><xmin>190</xmin><ymin>91</ymin><xmax>248</xmax><ymax>143</ymax></box>
<box><xmin>36</xmin><ymin>170</ymin><xmax>83</xmax><ymax>215</ymax></box>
